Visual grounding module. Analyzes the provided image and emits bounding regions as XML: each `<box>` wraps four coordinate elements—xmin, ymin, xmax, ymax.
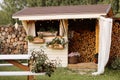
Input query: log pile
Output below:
<box><xmin>0</xmin><ymin>25</ymin><xmax>28</xmax><ymax>54</ymax></box>
<box><xmin>69</xmin><ymin>30</ymin><xmax>95</xmax><ymax>63</ymax></box>
<box><xmin>69</xmin><ymin>20</ymin><xmax>120</xmax><ymax>63</ymax></box>
<box><xmin>109</xmin><ymin>20</ymin><xmax>120</xmax><ymax>63</ymax></box>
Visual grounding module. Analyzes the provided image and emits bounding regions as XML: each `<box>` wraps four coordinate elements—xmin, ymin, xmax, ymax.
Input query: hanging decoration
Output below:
<box><xmin>15</xmin><ymin>19</ymin><xmax>18</xmax><ymax>29</ymax></box>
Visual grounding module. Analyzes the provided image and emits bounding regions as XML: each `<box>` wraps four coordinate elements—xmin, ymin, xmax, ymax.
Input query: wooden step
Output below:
<box><xmin>0</xmin><ymin>55</ymin><xmax>30</xmax><ymax>60</ymax></box>
<box><xmin>68</xmin><ymin>62</ymin><xmax>97</xmax><ymax>75</ymax></box>
<box><xmin>68</xmin><ymin>62</ymin><xmax>97</xmax><ymax>69</ymax></box>
<box><xmin>0</xmin><ymin>71</ymin><xmax>45</xmax><ymax>76</ymax></box>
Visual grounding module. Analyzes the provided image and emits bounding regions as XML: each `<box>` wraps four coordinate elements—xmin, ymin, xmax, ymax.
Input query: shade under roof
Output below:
<box><xmin>12</xmin><ymin>4</ymin><xmax>111</xmax><ymax>20</ymax></box>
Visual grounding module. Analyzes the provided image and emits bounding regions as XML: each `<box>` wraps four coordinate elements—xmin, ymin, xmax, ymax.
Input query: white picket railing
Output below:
<box><xmin>0</xmin><ymin>54</ymin><xmax>45</xmax><ymax>76</ymax></box>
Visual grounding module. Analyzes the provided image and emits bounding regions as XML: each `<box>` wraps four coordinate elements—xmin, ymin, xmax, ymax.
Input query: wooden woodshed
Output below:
<box><xmin>0</xmin><ymin>4</ymin><xmax>114</xmax><ymax>77</ymax></box>
<box><xmin>12</xmin><ymin>4</ymin><xmax>113</xmax><ymax>67</ymax></box>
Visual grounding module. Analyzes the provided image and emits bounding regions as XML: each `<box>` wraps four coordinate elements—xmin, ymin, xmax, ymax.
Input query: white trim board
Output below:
<box><xmin>0</xmin><ymin>63</ymin><xmax>28</xmax><ymax>66</ymax></box>
<box><xmin>0</xmin><ymin>55</ymin><xmax>30</xmax><ymax>60</ymax></box>
<box><xmin>13</xmin><ymin>13</ymin><xmax>105</xmax><ymax>20</ymax></box>
<box><xmin>0</xmin><ymin>71</ymin><xmax>45</xmax><ymax>76</ymax></box>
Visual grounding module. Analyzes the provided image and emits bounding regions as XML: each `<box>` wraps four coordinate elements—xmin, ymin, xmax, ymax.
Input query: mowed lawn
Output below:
<box><xmin>0</xmin><ymin>66</ymin><xmax>120</xmax><ymax>80</ymax></box>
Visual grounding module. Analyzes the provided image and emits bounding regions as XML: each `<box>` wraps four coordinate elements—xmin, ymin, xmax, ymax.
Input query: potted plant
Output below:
<box><xmin>26</xmin><ymin>35</ymin><xmax>34</xmax><ymax>42</ymax></box>
<box><xmin>26</xmin><ymin>34</ymin><xmax>45</xmax><ymax>44</ymax></box>
<box><xmin>32</xmin><ymin>33</ymin><xmax>45</xmax><ymax>44</ymax></box>
<box><xmin>68</xmin><ymin>52</ymin><xmax>80</xmax><ymax>64</ymax></box>
<box><xmin>29</xmin><ymin>49</ymin><xmax>56</xmax><ymax>77</ymax></box>
<box><xmin>32</xmin><ymin>37</ymin><xmax>45</xmax><ymax>44</ymax></box>
<box><xmin>46</xmin><ymin>36</ymin><xmax>67</xmax><ymax>49</ymax></box>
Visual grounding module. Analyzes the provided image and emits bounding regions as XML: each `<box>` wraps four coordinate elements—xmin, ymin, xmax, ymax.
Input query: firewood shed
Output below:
<box><xmin>0</xmin><ymin>4</ymin><xmax>114</xmax><ymax>78</ymax></box>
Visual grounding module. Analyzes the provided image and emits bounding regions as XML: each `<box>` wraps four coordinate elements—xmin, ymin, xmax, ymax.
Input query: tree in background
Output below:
<box><xmin>112</xmin><ymin>0</ymin><xmax>119</xmax><ymax>14</ymax></box>
<box><xmin>0</xmin><ymin>0</ymin><xmax>27</xmax><ymax>25</ymax></box>
<box><xmin>0</xmin><ymin>0</ymin><xmax>119</xmax><ymax>25</ymax></box>
<box><xmin>0</xmin><ymin>10</ymin><xmax>10</xmax><ymax>25</ymax></box>
<box><xmin>26</xmin><ymin>0</ymin><xmax>46</xmax><ymax>7</ymax></box>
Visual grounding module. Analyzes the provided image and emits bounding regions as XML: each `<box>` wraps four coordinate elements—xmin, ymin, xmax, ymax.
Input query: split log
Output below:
<box><xmin>6</xmin><ymin>39</ymin><xmax>10</xmax><ymax>43</ymax></box>
<box><xmin>10</xmin><ymin>38</ymin><xmax>15</xmax><ymax>43</ymax></box>
<box><xmin>19</xmin><ymin>37</ymin><xmax>24</xmax><ymax>41</ymax></box>
<box><xmin>12</xmin><ymin>34</ymin><xmax>16</xmax><ymax>38</ymax></box>
<box><xmin>2</xmin><ymin>32</ymin><xmax>6</xmax><ymax>36</ymax></box>
<box><xmin>8</xmin><ymin>27</ymin><xmax>13</xmax><ymax>32</ymax></box>
<box><xmin>8</xmin><ymin>35</ymin><xmax>12</xmax><ymax>39</ymax></box>
<box><xmin>1</xmin><ymin>27</ymin><xmax>5</xmax><ymax>31</ymax></box>
<box><xmin>15</xmin><ymin>38</ymin><xmax>19</xmax><ymax>42</ymax></box>
<box><xmin>21</xmin><ymin>33</ymin><xmax>26</xmax><ymax>37</ymax></box>
<box><xmin>5</xmin><ymin>27</ymin><xmax>9</xmax><ymax>32</ymax></box>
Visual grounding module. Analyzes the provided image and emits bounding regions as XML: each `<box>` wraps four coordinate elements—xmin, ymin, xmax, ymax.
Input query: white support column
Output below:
<box><xmin>22</xmin><ymin>20</ymin><xmax>36</xmax><ymax>36</ymax></box>
<box><xmin>59</xmin><ymin>20</ymin><xmax>68</xmax><ymax>37</ymax></box>
<box><xmin>92</xmin><ymin>16</ymin><xmax>113</xmax><ymax>75</ymax></box>
<box><xmin>27</xmin><ymin>21</ymin><xmax>36</xmax><ymax>36</ymax></box>
<box><xmin>63</xmin><ymin>19</ymin><xmax>68</xmax><ymax>37</ymax></box>
<box><xmin>22</xmin><ymin>20</ymin><xmax>29</xmax><ymax>35</ymax></box>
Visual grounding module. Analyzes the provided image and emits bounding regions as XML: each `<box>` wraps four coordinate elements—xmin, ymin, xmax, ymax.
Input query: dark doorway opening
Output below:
<box><xmin>68</xmin><ymin>19</ymin><xmax>97</xmax><ymax>63</ymax></box>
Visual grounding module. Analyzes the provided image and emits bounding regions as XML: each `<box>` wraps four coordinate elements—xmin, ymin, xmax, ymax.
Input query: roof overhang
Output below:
<box><xmin>12</xmin><ymin>4</ymin><xmax>111</xmax><ymax>20</ymax></box>
<box><xmin>13</xmin><ymin>13</ymin><xmax>106</xmax><ymax>20</ymax></box>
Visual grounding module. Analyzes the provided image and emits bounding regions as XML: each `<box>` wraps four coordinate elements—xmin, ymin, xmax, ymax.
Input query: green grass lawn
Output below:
<box><xmin>0</xmin><ymin>66</ymin><xmax>120</xmax><ymax>80</ymax></box>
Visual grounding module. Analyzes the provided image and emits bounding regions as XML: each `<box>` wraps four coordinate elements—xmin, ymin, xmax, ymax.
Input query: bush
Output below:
<box><xmin>29</xmin><ymin>49</ymin><xmax>56</xmax><ymax>77</ymax></box>
<box><xmin>111</xmin><ymin>56</ymin><xmax>120</xmax><ymax>70</ymax></box>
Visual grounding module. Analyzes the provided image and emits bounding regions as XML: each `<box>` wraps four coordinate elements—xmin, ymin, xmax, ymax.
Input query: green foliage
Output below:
<box><xmin>0</xmin><ymin>10</ymin><xmax>10</xmax><ymax>25</ymax></box>
<box><xmin>112</xmin><ymin>0</ymin><xmax>119</xmax><ymax>14</ymax></box>
<box><xmin>38</xmin><ymin>33</ymin><xmax>44</xmax><ymax>39</ymax></box>
<box><xmin>0</xmin><ymin>67</ymin><xmax>120</xmax><ymax>80</ymax></box>
<box><xmin>111</xmin><ymin>56</ymin><xmax>120</xmax><ymax>70</ymax></box>
<box><xmin>26</xmin><ymin>0</ymin><xmax>45</xmax><ymax>7</ymax></box>
<box><xmin>26</xmin><ymin>35</ymin><xmax>34</xmax><ymax>42</ymax></box>
<box><xmin>46</xmin><ymin>36</ymin><xmax>67</xmax><ymax>47</ymax></box>
<box><xmin>0</xmin><ymin>0</ymin><xmax>27</xmax><ymax>25</ymax></box>
<box><xmin>94</xmin><ymin>53</ymin><xmax>98</xmax><ymax>58</ymax></box>
<box><xmin>30</xmin><ymin>49</ymin><xmax>56</xmax><ymax>77</ymax></box>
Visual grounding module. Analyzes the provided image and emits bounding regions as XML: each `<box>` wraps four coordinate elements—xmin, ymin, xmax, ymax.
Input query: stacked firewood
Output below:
<box><xmin>0</xmin><ymin>25</ymin><xmax>28</xmax><ymax>54</ymax></box>
<box><xmin>69</xmin><ymin>30</ymin><xmax>95</xmax><ymax>63</ymax></box>
<box><xmin>69</xmin><ymin>20</ymin><xmax>120</xmax><ymax>63</ymax></box>
<box><xmin>109</xmin><ymin>21</ymin><xmax>120</xmax><ymax>63</ymax></box>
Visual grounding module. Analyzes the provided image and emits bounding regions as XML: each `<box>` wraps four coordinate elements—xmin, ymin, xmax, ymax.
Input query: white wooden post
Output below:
<box><xmin>59</xmin><ymin>20</ymin><xmax>68</xmax><ymax>37</ymax></box>
<box><xmin>22</xmin><ymin>20</ymin><xmax>36</xmax><ymax>36</ymax></box>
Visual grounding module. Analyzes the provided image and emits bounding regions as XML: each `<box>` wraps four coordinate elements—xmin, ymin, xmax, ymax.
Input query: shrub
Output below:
<box><xmin>111</xmin><ymin>56</ymin><xmax>120</xmax><ymax>70</ymax></box>
<box><xmin>29</xmin><ymin>49</ymin><xmax>56</xmax><ymax>77</ymax></box>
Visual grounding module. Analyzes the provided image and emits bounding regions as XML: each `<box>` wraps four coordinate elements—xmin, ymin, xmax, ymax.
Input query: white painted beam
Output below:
<box><xmin>0</xmin><ymin>63</ymin><xmax>28</xmax><ymax>66</ymax></box>
<box><xmin>0</xmin><ymin>55</ymin><xmax>30</xmax><ymax>60</ymax></box>
<box><xmin>0</xmin><ymin>71</ymin><xmax>45</xmax><ymax>76</ymax></box>
<box><xmin>13</xmin><ymin>13</ymin><xmax>105</xmax><ymax>20</ymax></box>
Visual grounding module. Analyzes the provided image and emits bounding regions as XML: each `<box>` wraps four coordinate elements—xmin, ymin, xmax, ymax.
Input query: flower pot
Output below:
<box><xmin>48</xmin><ymin>45</ymin><xmax>53</xmax><ymax>48</ymax></box>
<box><xmin>32</xmin><ymin>37</ymin><xmax>45</xmax><ymax>44</ymax></box>
<box><xmin>37</xmin><ymin>31</ymin><xmax>57</xmax><ymax>37</ymax></box>
<box><xmin>53</xmin><ymin>44</ymin><xmax>64</xmax><ymax>50</ymax></box>
<box><xmin>68</xmin><ymin>56</ymin><xmax>79</xmax><ymax>64</ymax></box>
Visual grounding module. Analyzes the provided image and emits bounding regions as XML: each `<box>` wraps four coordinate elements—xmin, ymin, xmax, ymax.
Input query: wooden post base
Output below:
<box><xmin>27</xmin><ymin>75</ymin><xmax>34</xmax><ymax>80</ymax></box>
<box><xmin>6</xmin><ymin>60</ymin><xmax>35</xmax><ymax>80</ymax></box>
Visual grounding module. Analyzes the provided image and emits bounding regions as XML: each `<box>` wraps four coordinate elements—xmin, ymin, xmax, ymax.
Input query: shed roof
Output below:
<box><xmin>13</xmin><ymin>4</ymin><xmax>111</xmax><ymax>20</ymax></box>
